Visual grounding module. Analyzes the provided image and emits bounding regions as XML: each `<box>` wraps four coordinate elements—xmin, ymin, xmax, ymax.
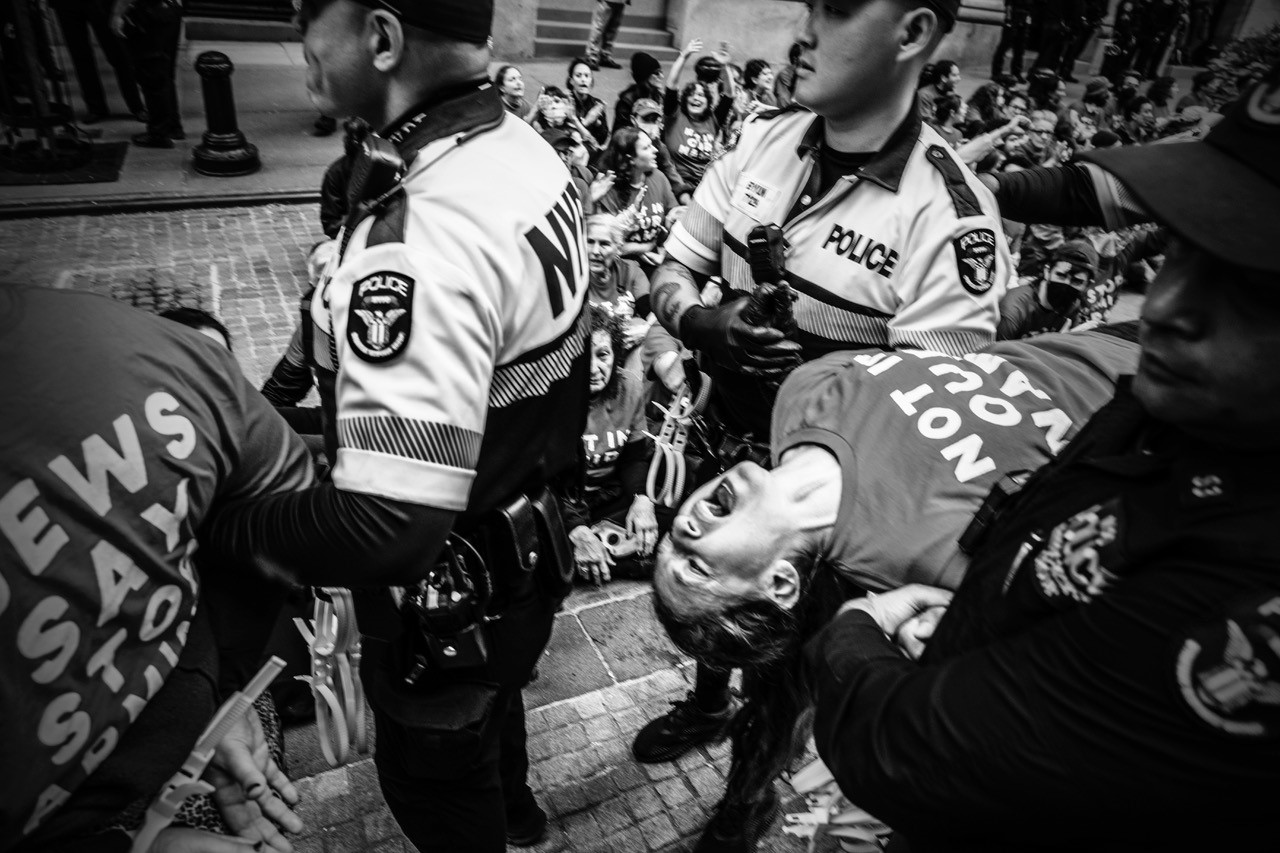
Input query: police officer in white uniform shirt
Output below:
<box><xmin>207</xmin><ymin>1</ymin><xmax>589</xmax><ymax>851</ymax></box>
<box><xmin>639</xmin><ymin>1</ymin><xmax>1011</xmax><ymax>850</ymax></box>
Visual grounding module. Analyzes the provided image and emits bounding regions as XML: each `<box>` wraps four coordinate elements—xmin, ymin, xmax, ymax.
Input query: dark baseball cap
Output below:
<box><xmin>1050</xmin><ymin>239</ymin><xmax>1100</xmax><ymax>274</ymax></box>
<box><xmin>694</xmin><ymin>56</ymin><xmax>722</xmax><ymax>82</ymax></box>
<box><xmin>541</xmin><ymin>127</ymin><xmax>583</xmax><ymax>150</ymax></box>
<box><xmin>346</xmin><ymin>0</ymin><xmax>492</xmax><ymax>43</ymax></box>
<box><xmin>632</xmin><ymin>98</ymin><xmax>662</xmax><ymax>120</ymax></box>
<box><xmin>1079</xmin><ymin>66</ymin><xmax>1280</xmax><ymax>272</ymax></box>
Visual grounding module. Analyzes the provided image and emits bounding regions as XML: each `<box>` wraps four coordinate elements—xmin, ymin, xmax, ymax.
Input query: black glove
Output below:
<box><xmin>679</xmin><ymin>297</ymin><xmax>802</xmax><ymax>379</ymax></box>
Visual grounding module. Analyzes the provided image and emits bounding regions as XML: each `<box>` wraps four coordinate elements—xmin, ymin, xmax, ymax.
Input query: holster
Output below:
<box><xmin>488</xmin><ymin>484</ymin><xmax>574</xmax><ymax>603</ymax></box>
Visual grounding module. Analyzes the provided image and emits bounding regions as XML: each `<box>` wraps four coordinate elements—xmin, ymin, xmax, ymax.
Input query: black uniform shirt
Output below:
<box><xmin>805</xmin><ymin>381</ymin><xmax>1280</xmax><ymax>852</ymax></box>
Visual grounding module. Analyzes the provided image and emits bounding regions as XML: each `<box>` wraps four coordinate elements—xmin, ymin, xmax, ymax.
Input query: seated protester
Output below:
<box><xmin>596</xmin><ymin>127</ymin><xmax>679</xmax><ymax>276</ymax></box>
<box><xmin>318</xmin><ymin>117</ymin><xmax>371</xmax><ymax>238</ymax></box>
<box><xmin>1147</xmin><ymin>74</ymin><xmax>1179</xmax><ymax>120</ymax></box>
<box><xmin>1026</xmin><ymin>66</ymin><xmax>1066</xmax><ymax>117</ymax></box>
<box><xmin>664</xmin><ymin>39</ymin><xmax>736</xmax><ymax>191</ymax></box>
<box><xmin>1075</xmin><ymin>222</ymin><xmax>1170</xmax><ymax>326</ymax></box>
<box><xmin>544</xmin><ymin>127</ymin><xmax>595</xmax><ymax>210</ymax></box>
<box><xmin>632</xmin><ymin>97</ymin><xmax>694</xmax><ymax>204</ymax></box>
<box><xmin>931</xmin><ymin>92</ymin><xmax>966</xmax><ymax>148</ymax></box>
<box><xmin>529</xmin><ymin>85</ymin><xmax>573</xmax><ymax>134</ymax></box>
<box><xmin>653</xmin><ymin>328</ymin><xmax>1139</xmax><ymax>826</ymax></box>
<box><xmin>1116</xmin><ymin>95</ymin><xmax>1157</xmax><ymax>145</ymax></box>
<box><xmin>741</xmin><ymin>59</ymin><xmax>777</xmax><ymax>111</ymax></box>
<box><xmin>1176</xmin><ymin>69</ymin><xmax>1215</xmax><ymax>112</ymax></box>
<box><xmin>961</xmin><ymin>81</ymin><xmax>1009</xmax><ymax>137</ymax></box>
<box><xmin>587</xmin><ymin>213</ymin><xmax>652</xmax><ymax>350</ymax></box>
<box><xmin>801</xmin><ymin>69</ymin><xmax>1280</xmax><ymax>853</ymax></box>
<box><xmin>916</xmin><ymin>59</ymin><xmax>960</xmax><ymax>123</ymax></box>
<box><xmin>1066</xmin><ymin>77</ymin><xmax>1115</xmax><ymax>135</ymax></box>
<box><xmin>494</xmin><ymin>63</ymin><xmax>533</xmax><ymax>120</ymax></box>
<box><xmin>0</xmin><ymin>284</ymin><xmax>311</xmax><ymax>853</ymax></box>
<box><xmin>997</xmin><ymin>238</ymin><xmax>1100</xmax><ymax>338</ymax></box>
<box><xmin>614</xmin><ymin>51</ymin><xmax>664</xmax><ymax>132</ymax></box>
<box><xmin>566</xmin><ymin>56</ymin><xmax>610</xmax><ymax>152</ymax></box>
<box><xmin>565</xmin><ymin>305</ymin><xmax>671</xmax><ymax>584</ymax></box>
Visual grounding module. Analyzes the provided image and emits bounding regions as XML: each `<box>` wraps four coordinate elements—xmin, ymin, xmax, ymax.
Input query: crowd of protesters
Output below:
<box><xmin>5</xmin><ymin>0</ymin><xmax>1280</xmax><ymax>852</ymax></box>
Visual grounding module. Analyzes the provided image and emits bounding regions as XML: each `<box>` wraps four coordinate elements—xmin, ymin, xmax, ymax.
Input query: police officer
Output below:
<box><xmin>639</xmin><ymin>0</ymin><xmax>1010</xmax><ymax>849</ymax></box>
<box><xmin>805</xmin><ymin>68</ymin><xmax>1280</xmax><ymax>852</ymax></box>
<box><xmin>206</xmin><ymin>1</ymin><xmax>589</xmax><ymax>851</ymax></box>
<box><xmin>991</xmin><ymin>0</ymin><xmax>1040</xmax><ymax>83</ymax></box>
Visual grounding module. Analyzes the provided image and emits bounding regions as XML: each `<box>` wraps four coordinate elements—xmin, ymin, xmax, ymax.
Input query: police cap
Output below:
<box><xmin>1080</xmin><ymin>65</ymin><xmax>1280</xmax><ymax>273</ymax></box>
<box><xmin>347</xmin><ymin>0</ymin><xmax>493</xmax><ymax>44</ymax></box>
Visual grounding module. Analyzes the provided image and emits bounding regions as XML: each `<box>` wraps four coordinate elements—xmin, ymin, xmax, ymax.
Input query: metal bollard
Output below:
<box><xmin>191</xmin><ymin>51</ymin><xmax>260</xmax><ymax>177</ymax></box>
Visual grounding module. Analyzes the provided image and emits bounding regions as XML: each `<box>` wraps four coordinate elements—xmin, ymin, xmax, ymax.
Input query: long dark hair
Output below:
<box><xmin>679</xmin><ymin>81</ymin><xmax>714</xmax><ymax>121</ymax></box>
<box><xmin>654</xmin><ymin>551</ymin><xmax>855</xmax><ymax>808</ymax></box>
<box><xmin>602</xmin><ymin>127</ymin><xmax>645</xmax><ymax>179</ymax></box>
<box><xmin>743</xmin><ymin>59</ymin><xmax>771</xmax><ymax>93</ymax></box>
<box><xmin>968</xmin><ymin>82</ymin><xmax>1006</xmax><ymax>124</ymax></box>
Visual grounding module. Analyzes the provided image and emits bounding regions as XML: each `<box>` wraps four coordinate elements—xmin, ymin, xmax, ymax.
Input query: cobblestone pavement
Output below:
<box><xmin>3</xmin><ymin>204</ymin><xmax>1141</xmax><ymax>852</ymax></box>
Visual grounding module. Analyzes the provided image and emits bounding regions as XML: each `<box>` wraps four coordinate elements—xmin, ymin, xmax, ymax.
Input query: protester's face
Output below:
<box><xmin>634</xmin><ymin>131</ymin><xmax>657</xmax><ymax>171</ymax></box>
<box><xmin>298</xmin><ymin>0</ymin><xmax>379</xmax><ymax>120</ymax></box>
<box><xmin>587</xmin><ymin>222</ymin><xmax>619</xmax><ymax>277</ymax></box>
<box><xmin>1007</xmin><ymin>96</ymin><xmax>1028</xmax><ymax>118</ymax></box>
<box><xmin>1135</xmin><ymin>101</ymin><xmax>1156</xmax><ymax>126</ymax></box>
<box><xmin>756</xmin><ymin>66</ymin><xmax>775</xmax><ymax>91</ymax></box>
<box><xmin>943</xmin><ymin>64</ymin><xmax>961</xmax><ymax>92</ymax></box>
<box><xmin>1025</xmin><ymin>119</ymin><xmax>1055</xmax><ymax>155</ymax></box>
<box><xmin>1041</xmin><ymin>260</ymin><xmax>1091</xmax><ymax>309</ymax></box>
<box><xmin>793</xmin><ymin>0</ymin><xmax>906</xmax><ymax>121</ymax></box>
<box><xmin>570</xmin><ymin>63</ymin><xmax>593</xmax><ymax>95</ymax></box>
<box><xmin>647</xmin><ymin>70</ymin><xmax>665</xmax><ymax>89</ymax></box>
<box><xmin>501</xmin><ymin>67</ymin><xmax>524</xmax><ymax>99</ymax></box>
<box><xmin>1135</xmin><ymin>239</ymin><xmax>1280</xmax><ymax>448</ymax></box>
<box><xmin>654</xmin><ymin>463</ymin><xmax>800</xmax><ymax>620</ymax></box>
<box><xmin>588</xmin><ymin>329</ymin><xmax>615</xmax><ymax>395</ymax></box>
<box><xmin>543</xmin><ymin>97</ymin><xmax>568</xmax><ymax>125</ymax></box>
<box><xmin>1123</xmin><ymin>74</ymin><xmax>1141</xmax><ymax>91</ymax></box>
<box><xmin>685</xmin><ymin>86</ymin><xmax>709</xmax><ymax>118</ymax></box>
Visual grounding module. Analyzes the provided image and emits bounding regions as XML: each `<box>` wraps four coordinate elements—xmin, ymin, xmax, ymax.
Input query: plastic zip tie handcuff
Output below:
<box><xmin>294</xmin><ymin>587</ymin><xmax>368</xmax><ymax>768</ymax></box>
<box><xmin>129</xmin><ymin>656</ymin><xmax>286</xmax><ymax>853</ymax></box>
<box><xmin>645</xmin><ymin>376</ymin><xmax>711</xmax><ymax>507</ymax></box>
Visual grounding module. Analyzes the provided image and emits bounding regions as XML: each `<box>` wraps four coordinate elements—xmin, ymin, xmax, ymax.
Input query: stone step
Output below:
<box><xmin>535</xmin><ymin>37</ymin><xmax>679</xmax><ymax>62</ymax></box>
<box><xmin>540</xmin><ymin>0</ymin><xmax>669</xmax><ymax>17</ymax></box>
<box><xmin>538</xmin><ymin>21</ymin><xmax>674</xmax><ymax>47</ymax></box>
<box><xmin>538</xmin><ymin>6</ymin><xmax>668</xmax><ymax>31</ymax></box>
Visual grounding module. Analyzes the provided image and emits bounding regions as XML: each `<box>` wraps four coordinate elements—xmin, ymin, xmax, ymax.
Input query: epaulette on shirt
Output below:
<box><xmin>923</xmin><ymin>143</ymin><xmax>984</xmax><ymax>219</ymax></box>
<box><xmin>749</xmin><ymin>103</ymin><xmax>808</xmax><ymax>123</ymax></box>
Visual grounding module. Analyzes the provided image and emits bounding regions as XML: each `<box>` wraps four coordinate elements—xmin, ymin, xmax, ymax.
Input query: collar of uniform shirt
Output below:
<box><xmin>793</xmin><ymin>103</ymin><xmax>923</xmax><ymax>194</ymax></box>
<box><xmin>380</xmin><ymin>78</ymin><xmax>503</xmax><ymax>151</ymax></box>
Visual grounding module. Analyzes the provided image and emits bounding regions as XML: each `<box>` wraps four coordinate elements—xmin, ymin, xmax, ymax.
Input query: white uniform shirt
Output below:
<box><xmin>667</xmin><ymin>106</ymin><xmax>1011</xmax><ymax>357</ymax></box>
<box><xmin>313</xmin><ymin>86</ymin><xmax>589</xmax><ymax>513</ymax></box>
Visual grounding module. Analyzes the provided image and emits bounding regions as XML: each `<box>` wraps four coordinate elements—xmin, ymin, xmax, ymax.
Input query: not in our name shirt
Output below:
<box><xmin>771</xmin><ymin>330</ymin><xmax>1138</xmax><ymax>592</ymax></box>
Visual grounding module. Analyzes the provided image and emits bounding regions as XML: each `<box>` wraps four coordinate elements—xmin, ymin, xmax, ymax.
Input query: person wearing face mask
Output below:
<box><xmin>997</xmin><ymin>239</ymin><xmax>1100</xmax><ymax>338</ymax></box>
<box><xmin>563</xmin><ymin>305</ymin><xmax>673</xmax><ymax>586</ymax></box>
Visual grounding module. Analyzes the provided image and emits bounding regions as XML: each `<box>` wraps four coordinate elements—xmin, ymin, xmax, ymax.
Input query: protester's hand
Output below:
<box><xmin>683</xmin><ymin>38</ymin><xmax>704</xmax><ymax>57</ymax></box>
<box><xmin>590</xmin><ymin>170</ymin><xmax>616</xmax><ymax>204</ymax></box>
<box><xmin>626</xmin><ymin>495</ymin><xmax>660</xmax><ymax>556</ymax></box>
<box><xmin>211</xmin><ymin>705</ymin><xmax>301</xmax><ymax>836</ymax></box>
<box><xmin>584</xmin><ymin>102</ymin><xmax>605</xmax><ymax>125</ymax></box>
<box><xmin>641</xmin><ymin>248</ymin><xmax>666</xmax><ymax>267</ymax></box>
<box><xmin>678</xmin><ymin>298</ymin><xmax>802</xmax><ymax>378</ymax></box>
<box><xmin>712</xmin><ymin>41</ymin><xmax>732</xmax><ymax>66</ymax></box>
<box><xmin>836</xmin><ymin>585</ymin><xmax>954</xmax><ymax>639</ymax></box>
<box><xmin>894</xmin><ymin>604</ymin><xmax>948</xmax><ymax>660</ymax></box>
<box><xmin>624</xmin><ymin>317</ymin><xmax>651</xmax><ymax>349</ymax></box>
<box><xmin>570</xmin><ymin>525</ymin><xmax>614</xmax><ymax>585</ymax></box>
<box><xmin>207</xmin><ymin>764</ymin><xmax>296</xmax><ymax>852</ymax></box>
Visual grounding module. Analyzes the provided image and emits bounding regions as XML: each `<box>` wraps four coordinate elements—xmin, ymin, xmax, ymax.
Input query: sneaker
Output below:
<box><xmin>131</xmin><ymin>131</ymin><xmax>174</xmax><ymax>149</ymax></box>
<box><xmin>631</xmin><ymin>692</ymin><xmax>739</xmax><ymax>764</ymax></box>
<box><xmin>584</xmin><ymin>55</ymin><xmax>600</xmax><ymax>70</ymax></box>
<box><xmin>506</xmin><ymin>800</ymin><xmax>547</xmax><ymax>847</ymax></box>
<box><xmin>693</xmin><ymin>788</ymin><xmax>781</xmax><ymax>853</ymax></box>
<box><xmin>598</xmin><ymin>56</ymin><xmax>622</xmax><ymax>69</ymax></box>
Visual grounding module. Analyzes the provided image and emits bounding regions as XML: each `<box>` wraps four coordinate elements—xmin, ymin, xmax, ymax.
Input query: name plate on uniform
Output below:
<box><xmin>731</xmin><ymin>173</ymin><xmax>781</xmax><ymax>221</ymax></box>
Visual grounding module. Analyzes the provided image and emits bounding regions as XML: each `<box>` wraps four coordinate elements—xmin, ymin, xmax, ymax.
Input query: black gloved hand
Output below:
<box><xmin>679</xmin><ymin>297</ymin><xmax>802</xmax><ymax>379</ymax></box>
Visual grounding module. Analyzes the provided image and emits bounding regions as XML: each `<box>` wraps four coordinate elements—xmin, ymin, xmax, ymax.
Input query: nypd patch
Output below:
<box><xmin>348</xmin><ymin>271</ymin><xmax>414</xmax><ymax>363</ymax></box>
<box><xmin>1032</xmin><ymin>500</ymin><xmax>1122</xmax><ymax>605</ymax></box>
<box><xmin>1176</xmin><ymin>594</ymin><xmax>1280</xmax><ymax>738</ymax></box>
<box><xmin>954</xmin><ymin>228</ymin><xmax>998</xmax><ymax>296</ymax></box>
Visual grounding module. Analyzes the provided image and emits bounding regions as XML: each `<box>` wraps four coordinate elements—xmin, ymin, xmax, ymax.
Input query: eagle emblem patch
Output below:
<box><xmin>954</xmin><ymin>228</ymin><xmax>998</xmax><ymax>296</ymax></box>
<box><xmin>348</xmin><ymin>271</ymin><xmax>413</xmax><ymax>363</ymax></box>
<box><xmin>1176</xmin><ymin>594</ymin><xmax>1280</xmax><ymax>737</ymax></box>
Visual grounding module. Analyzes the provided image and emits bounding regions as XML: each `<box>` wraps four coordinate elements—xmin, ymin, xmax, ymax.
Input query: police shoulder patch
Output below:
<box><xmin>348</xmin><ymin>270</ymin><xmax>414</xmax><ymax>363</ymax></box>
<box><xmin>1176</xmin><ymin>593</ymin><xmax>1280</xmax><ymax>738</ymax></box>
<box><xmin>954</xmin><ymin>228</ymin><xmax>998</xmax><ymax>296</ymax></box>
